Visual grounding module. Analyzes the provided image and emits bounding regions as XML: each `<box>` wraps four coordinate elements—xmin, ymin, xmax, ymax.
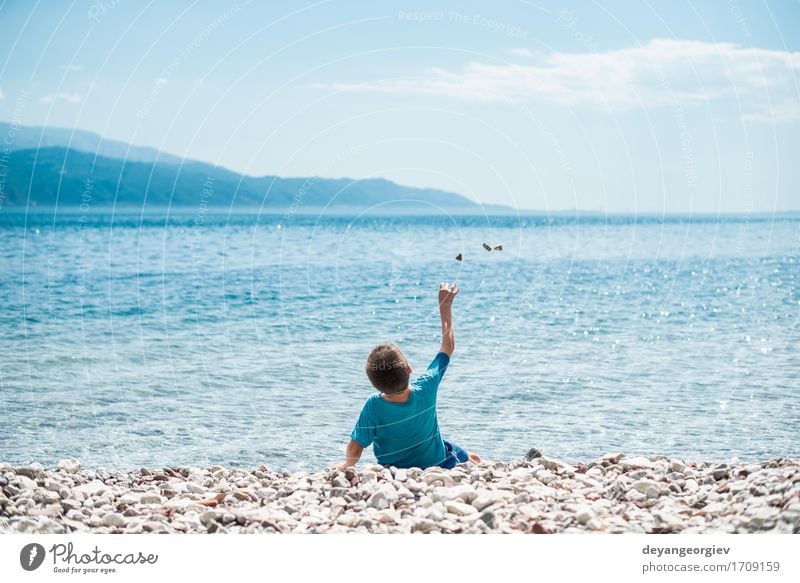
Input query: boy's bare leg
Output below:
<box><xmin>468</xmin><ymin>452</ymin><xmax>481</xmax><ymax>464</ymax></box>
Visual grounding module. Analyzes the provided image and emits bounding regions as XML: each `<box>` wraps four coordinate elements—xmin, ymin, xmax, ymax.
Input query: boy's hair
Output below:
<box><xmin>365</xmin><ymin>343</ymin><xmax>409</xmax><ymax>394</ymax></box>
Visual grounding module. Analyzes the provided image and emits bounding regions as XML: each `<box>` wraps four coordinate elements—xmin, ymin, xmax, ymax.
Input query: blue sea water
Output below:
<box><xmin>0</xmin><ymin>208</ymin><xmax>798</xmax><ymax>471</ymax></box>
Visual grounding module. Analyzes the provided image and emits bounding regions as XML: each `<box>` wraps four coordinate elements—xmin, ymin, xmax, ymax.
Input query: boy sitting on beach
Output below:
<box><xmin>339</xmin><ymin>282</ymin><xmax>480</xmax><ymax>470</ymax></box>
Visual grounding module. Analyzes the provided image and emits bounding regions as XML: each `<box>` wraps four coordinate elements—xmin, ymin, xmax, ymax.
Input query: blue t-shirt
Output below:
<box><xmin>350</xmin><ymin>352</ymin><xmax>450</xmax><ymax>468</ymax></box>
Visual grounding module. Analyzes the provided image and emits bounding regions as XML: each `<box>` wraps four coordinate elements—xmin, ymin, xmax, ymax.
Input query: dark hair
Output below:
<box><xmin>365</xmin><ymin>343</ymin><xmax>409</xmax><ymax>394</ymax></box>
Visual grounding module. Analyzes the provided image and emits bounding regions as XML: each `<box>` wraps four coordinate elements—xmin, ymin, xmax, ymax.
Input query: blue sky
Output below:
<box><xmin>1</xmin><ymin>0</ymin><xmax>798</xmax><ymax>212</ymax></box>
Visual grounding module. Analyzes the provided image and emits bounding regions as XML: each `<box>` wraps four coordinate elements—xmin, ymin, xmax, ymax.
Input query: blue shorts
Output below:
<box><xmin>438</xmin><ymin>439</ymin><xmax>469</xmax><ymax>469</ymax></box>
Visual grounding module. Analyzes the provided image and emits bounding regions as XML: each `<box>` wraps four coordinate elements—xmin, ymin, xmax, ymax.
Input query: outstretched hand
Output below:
<box><xmin>438</xmin><ymin>281</ymin><xmax>459</xmax><ymax>308</ymax></box>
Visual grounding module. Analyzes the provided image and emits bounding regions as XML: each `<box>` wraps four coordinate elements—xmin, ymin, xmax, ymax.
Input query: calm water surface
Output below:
<box><xmin>0</xmin><ymin>209</ymin><xmax>798</xmax><ymax>470</ymax></box>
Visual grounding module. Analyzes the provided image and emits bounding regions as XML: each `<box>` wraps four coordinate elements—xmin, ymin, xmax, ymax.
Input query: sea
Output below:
<box><xmin>0</xmin><ymin>208</ymin><xmax>798</xmax><ymax>471</ymax></box>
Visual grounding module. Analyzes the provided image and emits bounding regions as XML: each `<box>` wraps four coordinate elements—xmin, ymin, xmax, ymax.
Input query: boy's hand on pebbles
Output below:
<box><xmin>438</xmin><ymin>281</ymin><xmax>459</xmax><ymax>307</ymax></box>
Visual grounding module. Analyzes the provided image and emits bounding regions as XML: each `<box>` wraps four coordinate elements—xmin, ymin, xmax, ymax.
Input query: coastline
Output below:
<box><xmin>1</xmin><ymin>454</ymin><xmax>797</xmax><ymax>534</ymax></box>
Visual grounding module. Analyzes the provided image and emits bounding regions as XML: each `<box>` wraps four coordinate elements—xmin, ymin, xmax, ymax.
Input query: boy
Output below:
<box><xmin>339</xmin><ymin>282</ymin><xmax>480</xmax><ymax>469</ymax></box>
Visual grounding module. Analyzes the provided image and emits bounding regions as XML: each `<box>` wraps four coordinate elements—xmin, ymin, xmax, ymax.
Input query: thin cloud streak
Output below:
<box><xmin>38</xmin><ymin>93</ymin><xmax>82</xmax><ymax>104</ymax></box>
<box><xmin>324</xmin><ymin>39</ymin><xmax>800</xmax><ymax>122</ymax></box>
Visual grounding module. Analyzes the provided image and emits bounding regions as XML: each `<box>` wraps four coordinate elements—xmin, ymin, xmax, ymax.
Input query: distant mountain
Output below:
<box><xmin>0</xmin><ymin>147</ymin><xmax>484</xmax><ymax>210</ymax></box>
<box><xmin>0</xmin><ymin>122</ymin><xmax>184</xmax><ymax>165</ymax></box>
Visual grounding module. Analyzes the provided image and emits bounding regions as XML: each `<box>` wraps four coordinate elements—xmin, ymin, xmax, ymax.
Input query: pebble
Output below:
<box><xmin>15</xmin><ymin>475</ymin><xmax>37</xmax><ymax>490</ymax></box>
<box><xmin>336</xmin><ymin>513</ymin><xmax>357</xmax><ymax>527</ymax></box>
<box><xmin>710</xmin><ymin>464</ymin><xmax>729</xmax><ymax>480</ymax></box>
<box><xmin>366</xmin><ymin>491</ymin><xmax>388</xmax><ymax>510</ymax></box>
<box><xmin>479</xmin><ymin>511</ymin><xmax>496</xmax><ymax>529</ymax></box>
<box><xmin>471</xmin><ymin>490</ymin><xmax>509</xmax><ymax>511</ymax></box>
<box><xmin>632</xmin><ymin>480</ymin><xmax>661</xmax><ymax>498</ymax></box>
<box><xmin>15</xmin><ymin>467</ymin><xmax>41</xmax><ymax>480</ymax></box>
<box><xmin>331</xmin><ymin>476</ymin><xmax>350</xmax><ymax>489</ymax></box>
<box><xmin>199</xmin><ymin>511</ymin><xmax>219</xmax><ymax>526</ymax></box>
<box><xmin>749</xmin><ymin>507</ymin><xmax>779</xmax><ymax>528</ymax></box>
<box><xmin>704</xmin><ymin>502</ymin><xmax>728</xmax><ymax>514</ymax></box>
<box><xmin>41</xmin><ymin>491</ymin><xmax>61</xmax><ymax>505</ymax></box>
<box><xmin>445</xmin><ymin>501</ymin><xmax>477</xmax><ymax>516</ymax></box>
<box><xmin>509</xmin><ymin>467</ymin><xmax>532</xmax><ymax>481</ymax></box>
<box><xmin>602</xmin><ymin>452</ymin><xmax>624</xmax><ymax>464</ymax></box>
<box><xmin>60</xmin><ymin>498</ymin><xmax>81</xmax><ymax>512</ymax></box>
<box><xmin>118</xmin><ymin>493</ymin><xmax>140</xmax><ymax>505</ymax></box>
<box><xmin>670</xmin><ymin>459</ymin><xmax>686</xmax><ymax>473</ymax></box>
<box><xmin>411</xmin><ymin>518</ymin><xmax>437</xmax><ymax>533</ymax></box>
<box><xmin>620</xmin><ymin>456</ymin><xmax>655</xmax><ymax>470</ymax></box>
<box><xmin>0</xmin><ymin>456</ymin><xmax>796</xmax><ymax>534</ymax></box>
<box><xmin>524</xmin><ymin>448</ymin><xmax>543</xmax><ymax>461</ymax></box>
<box><xmin>421</xmin><ymin>471</ymin><xmax>449</xmax><ymax>485</ymax></box>
<box><xmin>58</xmin><ymin>459</ymin><xmax>81</xmax><ymax>474</ymax></box>
<box><xmin>164</xmin><ymin>498</ymin><xmax>201</xmax><ymax>510</ymax></box>
<box><xmin>538</xmin><ymin>457</ymin><xmax>575</xmax><ymax>475</ymax></box>
<box><xmin>102</xmin><ymin>512</ymin><xmax>125</xmax><ymax>527</ymax></box>
<box><xmin>574</xmin><ymin>504</ymin><xmax>594</xmax><ymax>525</ymax></box>
<box><xmin>74</xmin><ymin>481</ymin><xmax>106</xmax><ymax>498</ymax></box>
<box><xmin>435</xmin><ymin>484</ymin><xmax>476</xmax><ymax>503</ymax></box>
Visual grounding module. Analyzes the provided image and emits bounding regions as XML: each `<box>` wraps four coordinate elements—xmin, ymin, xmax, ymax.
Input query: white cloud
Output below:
<box><xmin>0</xmin><ymin>86</ymin><xmax>5</xmax><ymax>100</ymax></box>
<box><xmin>62</xmin><ymin>64</ymin><xmax>83</xmax><ymax>72</ymax></box>
<box><xmin>39</xmin><ymin>92</ymin><xmax>82</xmax><ymax>104</ymax></box>
<box><xmin>741</xmin><ymin>101</ymin><xmax>800</xmax><ymax>124</ymax></box>
<box><xmin>507</xmin><ymin>48</ymin><xmax>536</xmax><ymax>57</ymax></box>
<box><xmin>326</xmin><ymin>39</ymin><xmax>800</xmax><ymax>122</ymax></box>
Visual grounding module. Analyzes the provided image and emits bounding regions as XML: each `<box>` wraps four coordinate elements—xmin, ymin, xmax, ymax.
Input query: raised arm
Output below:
<box><xmin>438</xmin><ymin>282</ymin><xmax>459</xmax><ymax>356</ymax></box>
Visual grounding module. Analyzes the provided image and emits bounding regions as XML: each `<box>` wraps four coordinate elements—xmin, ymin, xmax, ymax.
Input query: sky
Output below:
<box><xmin>0</xmin><ymin>0</ymin><xmax>799</xmax><ymax>212</ymax></box>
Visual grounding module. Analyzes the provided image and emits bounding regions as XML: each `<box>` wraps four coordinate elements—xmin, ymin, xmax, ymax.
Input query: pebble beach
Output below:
<box><xmin>2</xmin><ymin>453</ymin><xmax>798</xmax><ymax>534</ymax></box>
